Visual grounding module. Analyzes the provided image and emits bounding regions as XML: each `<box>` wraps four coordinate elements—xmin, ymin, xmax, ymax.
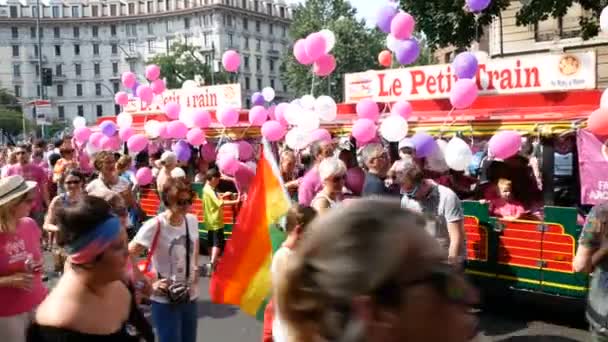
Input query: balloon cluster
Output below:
<box><xmin>587</xmin><ymin>87</ymin><xmax>608</xmax><ymax>135</ymax></box>
<box><xmin>293</xmin><ymin>30</ymin><xmax>337</xmax><ymax>77</ymax></box>
<box><xmin>449</xmin><ymin>52</ymin><xmax>480</xmax><ymax>109</ymax></box>
<box><xmin>376</xmin><ymin>4</ymin><xmax>419</xmax><ymax>66</ymax></box>
<box><xmin>115</xmin><ymin>64</ymin><xmax>165</xmax><ymax>109</ymax></box>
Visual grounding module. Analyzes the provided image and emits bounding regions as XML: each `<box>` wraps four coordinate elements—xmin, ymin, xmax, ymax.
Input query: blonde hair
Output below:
<box><xmin>277</xmin><ymin>199</ymin><xmax>440</xmax><ymax>342</ymax></box>
<box><xmin>318</xmin><ymin>158</ymin><xmax>346</xmax><ymax>181</ymax></box>
<box><xmin>0</xmin><ymin>193</ymin><xmax>28</xmax><ymax>233</ymax></box>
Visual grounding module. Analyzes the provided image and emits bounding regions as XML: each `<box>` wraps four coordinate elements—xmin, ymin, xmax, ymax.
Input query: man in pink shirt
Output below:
<box><xmin>298</xmin><ymin>140</ymin><xmax>334</xmax><ymax>206</ymax></box>
<box><xmin>5</xmin><ymin>145</ymin><xmax>50</xmax><ymax>226</ymax></box>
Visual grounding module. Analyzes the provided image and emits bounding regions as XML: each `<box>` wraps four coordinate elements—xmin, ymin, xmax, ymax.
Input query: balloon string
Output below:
<box><xmin>439</xmin><ymin>107</ymin><xmax>456</xmax><ymax>135</ymax></box>
<box><xmin>216</xmin><ymin>127</ymin><xmax>227</xmax><ymax>151</ymax></box>
<box><xmin>238</xmin><ymin>123</ymin><xmax>252</xmax><ymax>140</ymax></box>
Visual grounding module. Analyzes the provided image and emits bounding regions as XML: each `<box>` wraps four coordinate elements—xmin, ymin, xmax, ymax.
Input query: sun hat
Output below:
<box><xmin>160</xmin><ymin>151</ymin><xmax>177</xmax><ymax>165</ymax></box>
<box><xmin>0</xmin><ymin>175</ymin><xmax>37</xmax><ymax>208</ymax></box>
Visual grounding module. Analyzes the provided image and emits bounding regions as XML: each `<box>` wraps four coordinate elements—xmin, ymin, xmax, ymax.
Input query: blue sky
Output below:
<box><xmin>286</xmin><ymin>0</ymin><xmax>394</xmax><ymax>25</ymax></box>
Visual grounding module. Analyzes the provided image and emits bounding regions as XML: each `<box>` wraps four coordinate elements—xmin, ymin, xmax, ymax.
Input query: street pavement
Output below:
<box><xmin>42</xmin><ymin>254</ymin><xmax>589</xmax><ymax>341</ymax></box>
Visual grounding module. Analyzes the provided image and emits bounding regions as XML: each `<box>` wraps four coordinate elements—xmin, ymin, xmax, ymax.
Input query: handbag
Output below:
<box><xmin>137</xmin><ymin>219</ymin><xmax>161</xmax><ymax>280</ymax></box>
<box><xmin>166</xmin><ymin>216</ymin><xmax>192</xmax><ymax>304</ymax></box>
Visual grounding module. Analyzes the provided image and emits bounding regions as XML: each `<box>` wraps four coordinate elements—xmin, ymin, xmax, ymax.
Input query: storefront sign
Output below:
<box><xmin>344</xmin><ymin>51</ymin><xmax>596</xmax><ymax>103</ymax></box>
<box><xmin>124</xmin><ymin>84</ymin><xmax>242</xmax><ymax>114</ymax></box>
<box><xmin>577</xmin><ymin>129</ymin><xmax>608</xmax><ymax>205</ymax></box>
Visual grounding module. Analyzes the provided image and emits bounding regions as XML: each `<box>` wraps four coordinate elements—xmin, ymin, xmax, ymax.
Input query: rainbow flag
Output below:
<box><xmin>209</xmin><ymin>141</ymin><xmax>290</xmax><ymax>320</ymax></box>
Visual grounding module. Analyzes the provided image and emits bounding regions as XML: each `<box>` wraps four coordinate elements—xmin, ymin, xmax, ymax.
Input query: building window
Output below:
<box><xmin>11</xmin><ymin>27</ymin><xmax>18</xmax><ymax>39</ymax></box>
<box><xmin>13</xmin><ymin>64</ymin><xmax>20</xmax><ymax>77</ymax></box>
<box><xmin>128</xmin><ymin>3</ymin><xmax>135</xmax><ymax>15</ymax></box>
<box><xmin>256</xmin><ymin>39</ymin><xmax>261</xmax><ymax>51</ymax></box>
<box><xmin>14</xmin><ymin>85</ymin><xmax>21</xmax><ymax>97</ymax></box>
<box><xmin>282</xmin><ymin>25</ymin><xmax>286</xmax><ymax>37</ymax></box>
<box><xmin>56</xmin><ymin>64</ymin><xmax>62</xmax><ymax>76</ymax></box>
<box><xmin>112</xmin><ymin>81</ymin><xmax>120</xmax><ymax>93</ymax></box>
<box><xmin>244</xmin><ymin>37</ymin><xmax>249</xmax><ymax>49</ymax></box>
<box><xmin>95</xmin><ymin>84</ymin><xmax>102</xmax><ymax>96</ymax></box>
<box><xmin>148</xmin><ymin>39</ymin><xmax>156</xmax><ymax>53</ymax></box>
<box><xmin>147</xmin><ymin>1</ymin><xmax>153</xmax><ymax>13</ymax></box>
<box><xmin>269</xmin><ymin>23</ymin><xmax>273</xmax><ymax>35</ymax></box>
<box><xmin>54</xmin><ymin>27</ymin><xmax>60</xmax><ymax>38</ymax></box>
<box><xmin>269</xmin><ymin>59</ymin><xmax>275</xmax><ymax>72</ymax></box>
<box><xmin>93</xmin><ymin>44</ymin><xmax>100</xmax><ymax>55</ymax></box>
<box><xmin>241</xmin><ymin>0</ymin><xmax>247</xmax><ymax>9</ymax></box>
<box><xmin>92</xmin><ymin>5</ymin><xmax>99</xmax><ymax>17</ymax></box>
<box><xmin>280</xmin><ymin>7</ymin><xmax>285</xmax><ymax>18</ymax></box>
<box><xmin>35</xmin><ymin>65</ymin><xmax>39</xmax><ymax>76</ymax></box>
<box><xmin>75</xmin><ymin>64</ymin><xmax>82</xmax><ymax>76</ymax></box>
<box><xmin>12</xmin><ymin>45</ymin><xmax>19</xmax><ymax>57</ymax></box>
<box><xmin>34</xmin><ymin>45</ymin><xmax>38</xmax><ymax>57</ymax></box>
<box><xmin>74</xmin><ymin>44</ymin><xmax>80</xmax><ymax>56</ymax></box>
<box><xmin>121</xmin><ymin>3</ymin><xmax>127</xmax><ymax>15</ymax></box>
<box><xmin>110</xmin><ymin>25</ymin><xmax>117</xmax><ymax>37</ymax></box>
<box><xmin>77</xmin><ymin>105</ymin><xmax>84</xmax><ymax>117</ymax></box>
<box><xmin>73</xmin><ymin>27</ymin><xmax>80</xmax><ymax>38</ymax></box>
<box><xmin>58</xmin><ymin>105</ymin><xmax>64</xmax><ymax>119</ymax></box>
<box><xmin>52</xmin><ymin>6</ymin><xmax>60</xmax><ymax>18</ymax></box>
<box><xmin>129</xmin><ymin>61</ymin><xmax>136</xmax><ymax>72</ymax></box>
<box><xmin>244</xmin><ymin>55</ymin><xmax>250</xmax><ymax>69</ymax></box>
<box><xmin>257</xmin><ymin>78</ymin><xmax>262</xmax><ymax>90</ymax></box>
<box><xmin>9</xmin><ymin>6</ymin><xmax>18</xmax><ymax>18</ymax></box>
<box><xmin>184</xmin><ymin>18</ymin><xmax>190</xmax><ymax>29</ymax></box>
<box><xmin>111</xmin><ymin>44</ymin><xmax>118</xmax><ymax>55</ymax></box>
<box><xmin>54</xmin><ymin>45</ymin><xmax>61</xmax><ymax>56</ymax></box>
<box><xmin>256</xmin><ymin>57</ymin><xmax>261</xmax><ymax>72</ymax></box>
<box><xmin>147</xmin><ymin>23</ymin><xmax>154</xmax><ymax>35</ymax></box>
<box><xmin>76</xmin><ymin>84</ymin><xmax>83</xmax><ymax>96</ymax></box>
<box><xmin>228</xmin><ymin>34</ymin><xmax>234</xmax><ymax>47</ymax></box>
<box><xmin>56</xmin><ymin>84</ymin><xmax>63</xmax><ymax>97</ymax></box>
<box><xmin>94</xmin><ymin>63</ymin><xmax>100</xmax><ymax>76</ymax></box>
<box><xmin>110</xmin><ymin>4</ymin><xmax>117</xmax><ymax>16</ymax></box>
<box><xmin>92</xmin><ymin>26</ymin><xmax>98</xmax><ymax>37</ymax></box>
<box><xmin>245</xmin><ymin>76</ymin><xmax>250</xmax><ymax>90</ymax></box>
<box><xmin>30</xmin><ymin>27</ymin><xmax>36</xmax><ymax>38</ymax></box>
<box><xmin>127</xmin><ymin>24</ymin><xmax>137</xmax><ymax>37</ymax></box>
<box><xmin>112</xmin><ymin>62</ymin><xmax>119</xmax><ymax>75</ymax></box>
<box><xmin>203</xmin><ymin>14</ymin><xmax>208</xmax><ymax>26</ymax></box>
<box><xmin>266</xmin><ymin>3</ymin><xmax>272</xmax><ymax>14</ymax></box>
<box><xmin>71</xmin><ymin>6</ymin><xmax>79</xmax><ymax>17</ymax></box>
<box><xmin>255</xmin><ymin>20</ymin><xmax>260</xmax><ymax>32</ymax></box>
<box><xmin>114</xmin><ymin>104</ymin><xmax>121</xmax><ymax>115</ymax></box>
<box><xmin>37</xmin><ymin>85</ymin><xmax>41</xmax><ymax>97</ymax></box>
<box><xmin>254</xmin><ymin>0</ymin><xmax>259</xmax><ymax>11</ymax></box>
<box><xmin>270</xmin><ymin>79</ymin><xmax>275</xmax><ymax>89</ymax></box>
<box><xmin>243</xmin><ymin>18</ymin><xmax>248</xmax><ymax>29</ymax></box>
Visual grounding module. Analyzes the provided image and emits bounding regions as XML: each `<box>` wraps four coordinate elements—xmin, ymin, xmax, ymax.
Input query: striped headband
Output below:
<box><xmin>66</xmin><ymin>216</ymin><xmax>121</xmax><ymax>265</ymax></box>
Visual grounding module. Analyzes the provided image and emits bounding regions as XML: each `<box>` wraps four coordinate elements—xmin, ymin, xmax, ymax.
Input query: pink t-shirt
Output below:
<box><xmin>6</xmin><ymin>163</ymin><xmax>47</xmax><ymax>212</ymax></box>
<box><xmin>298</xmin><ymin>167</ymin><xmax>322</xmax><ymax>206</ymax></box>
<box><xmin>0</xmin><ymin>218</ymin><xmax>47</xmax><ymax>316</ymax></box>
<box><xmin>490</xmin><ymin>198</ymin><xmax>526</xmax><ymax>218</ymax></box>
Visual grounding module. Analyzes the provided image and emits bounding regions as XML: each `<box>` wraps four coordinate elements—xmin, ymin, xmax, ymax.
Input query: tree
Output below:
<box><xmin>147</xmin><ymin>43</ymin><xmax>230</xmax><ymax>89</ymax></box>
<box><xmin>400</xmin><ymin>0</ymin><xmax>606</xmax><ymax>50</ymax></box>
<box><xmin>0</xmin><ymin>89</ymin><xmax>32</xmax><ymax>139</ymax></box>
<box><xmin>280</xmin><ymin>0</ymin><xmax>385</xmax><ymax>102</ymax></box>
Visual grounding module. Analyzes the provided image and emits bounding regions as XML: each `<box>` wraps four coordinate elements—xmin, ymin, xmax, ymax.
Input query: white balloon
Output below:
<box><xmin>296</xmin><ymin>110</ymin><xmax>320</xmax><ymax>132</ymax></box>
<box><xmin>262</xmin><ymin>87</ymin><xmax>276</xmax><ymax>102</ymax></box>
<box><xmin>314</xmin><ymin>95</ymin><xmax>337</xmax><ymax>122</ymax></box>
<box><xmin>300</xmin><ymin>95</ymin><xmax>316</xmax><ymax>110</ymax></box>
<box><xmin>179</xmin><ymin>108</ymin><xmax>195</xmax><ymax>128</ymax></box>
<box><xmin>601</xmin><ymin>6</ymin><xmax>608</xmax><ymax>32</ymax></box>
<box><xmin>144</xmin><ymin>120</ymin><xmax>161</xmax><ymax>138</ymax></box>
<box><xmin>285</xmin><ymin>102</ymin><xmax>302</xmax><ymax>126</ymax></box>
<box><xmin>427</xmin><ymin>143</ymin><xmax>450</xmax><ymax>173</ymax></box>
<box><xmin>218</xmin><ymin>142</ymin><xmax>239</xmax><ymax>159</ymax></box>
<box><xmin>170</xmin><ymin>167</ymin><xmax>187</xmax><ymax>178</ymax></box>
<box><xmin>182</xmin><ymin>80</ymin><xmax>198</xmax><ymax>89</ymax></box>
<box><xmin>116</xmin><ymin>112</ymin><xmax>133</xmax><ymax>129</ymax></box>
<box><xmin>386</xmin><ymin>35</ymin><xmax>399</xmax><ymax>52</ymax></box>
<box><xmin>319</xmin><ymin>29</ymin><xmax>336</xmax><ymax>54</ymax></box>
<box><xmin>436</xmin><ymin>139</ymin><xmax>448</xmax><ymax>155</ymax></box>
<box><xmin>379</xmin><ymin>115</ymin><xmax>408</xmax><ymax>142</ymax></box>
<box><xmin>444</xmin><ymin>137</ymin><xmax>473</xmax><ymax>172</ymax></box>
<box><xmin>73</xmin><ymin>116</ymin><xmax>86</xmax><ymax>128</ymax></box>
<box><xmin>85</xmin><ymin>142</ymin><xmax>100</xmax><ymax>156</ymax></box>
<box><xmin>285</xmin><ymin>128</ymin><xmax>309</xmax><ymax>150</ymax></box>
<box><xmin>601</xmin><ymin>88</ymin><xmax>608</xmax><ymax>109</ymax></box>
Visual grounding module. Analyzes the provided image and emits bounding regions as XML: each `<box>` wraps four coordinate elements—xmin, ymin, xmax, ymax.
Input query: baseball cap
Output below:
<box><xmin>398</xmin><ymin>138</ymin><xmax>415</xmax><ymax>150</ymax></box>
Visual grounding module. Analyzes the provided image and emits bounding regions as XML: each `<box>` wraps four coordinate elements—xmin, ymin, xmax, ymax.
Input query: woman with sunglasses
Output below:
<box><xmin>0</xmin><ymin>176</ymin><xmax>46</xmax><ymax>342</ymax></box>
<box><xmin>277</xmin><ymin>198</ymin><xmax>479</xmax><ymax>342</ymax></box>
<box><xmin>87</xmin><ymin>151</ymin><xmax>137</xmax><ymax>216</ymax></box>
<box><xmin>311</xmin><ymin>158</ymin><xmax>347</xmax><ymax>214</ymax></box>
<box><xmin>28</xmin><ymin>196</ymin><xmax>154</xmax><ymax>342</ymax></box>
<box><xmin>129</xmin><ymin>178</ymin><xmax>200</xmax><ymax>342</ymax></box>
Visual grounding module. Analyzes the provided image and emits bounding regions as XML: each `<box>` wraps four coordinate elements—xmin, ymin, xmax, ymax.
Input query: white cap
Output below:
<box><xmin>160</xmin><ymin>151</ymin><xmax>177</xmax><ymax>165</ymax></box>
<box><xmin>398</xmin><ymin>139</ymin><xmax>415</xmax><ymax>150</ymax></box>
<box><xmin>170</xmin><ymin>167</ymin><xmax>186</xmax><ymax>178</ymax></box>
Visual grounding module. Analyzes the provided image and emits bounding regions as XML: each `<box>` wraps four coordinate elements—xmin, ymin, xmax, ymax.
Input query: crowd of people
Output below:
<box><xmin>0</xmin><ymin>130</ymin><xmax>601</xmax><ymax>342</ymax></box>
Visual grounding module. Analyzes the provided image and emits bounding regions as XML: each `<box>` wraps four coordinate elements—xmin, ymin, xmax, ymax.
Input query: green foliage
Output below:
<box><xmin>0</xmin><ymin>88</ymin><xmax>31</xmax><ymax>137</ymax></box>
<box><xmin>280</xmin><ymin>0</ymin><xmax>385</xmax><ymax>102</ymax></box>
<box><xmin>400</xmin><ymin>0</ymin><xmax>605</xmax><ymax>50</ymax></box>
<box><xmin>147</xmin><ymin>43</ymin><xmax>231</xmax><ymax>89</ymax></box>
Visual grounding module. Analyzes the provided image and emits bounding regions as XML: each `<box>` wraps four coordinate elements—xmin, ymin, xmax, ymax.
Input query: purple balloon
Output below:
<box><xmin>131</xmin><ymin>81</ymin><xmax>140</xmax><ymax>95</ymax></box>
<box><xmin>411</xmin><ymin>132</ymin><xmax>437</xmax><ymax>158</ymax></box>
<box><xmin>395</xmin><ymin>39</ymin><xmax>420</xmax><ymax>65</ymax></box>
<box><xmin>173</xmin><ymin>140</ymin><xmax>192</xmax><ymax>162</ymax></box>
<box><xmin>100</xmin><ymin>121</ymin><xmax>117</xmax><ymax>137</ymax></box>
<box><xmin>376</xmin><ymin>5</ymin><xmax>398</xmax><ymax>34</ymax></box>
<box><xmin>251</xmin><ymin>92</ymin><xmax>264</xmax><ymax>107</ymax></box>
<box><xmin>466</xmin><ymin>0</ymin><xmax>491</xmax><ymax>12</ymax></box>
<box><xmin>453</xmin><ymin>52</ymin><xmax>479</xmax><ymax>79</ymax></box>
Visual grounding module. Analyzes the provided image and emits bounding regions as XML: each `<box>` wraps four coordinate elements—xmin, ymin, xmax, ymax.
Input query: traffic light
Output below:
<box><xmin>42</xmin><ymin>68</ymin><xmax>52</xmax><ymax>86</ymax></box>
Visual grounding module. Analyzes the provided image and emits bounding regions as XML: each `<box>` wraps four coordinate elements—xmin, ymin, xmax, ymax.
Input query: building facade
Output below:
<box><xmin>0</xmin><ymin>0</ymin><xmax>294</xmax><ymax>126</ymax></box>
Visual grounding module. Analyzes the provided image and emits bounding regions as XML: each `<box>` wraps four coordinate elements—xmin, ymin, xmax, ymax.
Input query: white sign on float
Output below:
<box><xmin>343</xmin><ymin>51</ymin><xmax>597</xmax><ymax>103</ymax></box>
<box><xmin>124</xmin><ymin>84</ymin><xmax>242</xmax><ymax>115</ymax></box>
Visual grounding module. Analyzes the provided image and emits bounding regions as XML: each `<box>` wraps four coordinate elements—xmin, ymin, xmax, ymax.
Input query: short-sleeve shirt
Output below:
<box><xmin>6</xmin><ymin>163</ymin><xmax>47</xmax><ymax>212</ymax></box>
<box><xmin>490</xmin><ymin>198</ymin><xmax>526</xmax><ymax>218</ymax></box>
<box><xmin>298</xmin><ymin>167</ymin><xmax>322</xmax><ymax>206</ymax></box>
<box><xmin>401</xmin><ymin>184</ymin><xmax>465</xmax><ymax>257</ymax></box>
<box><xmin>86</xmin><ymin>177</ymin><xmax>130</xmax><ymax>196</ymax></box>
<box><xmin>362</xmin><ymin>172</ymin><xmax>392</xmax><ymax>197</ymax></box>
<box><xmin>132</xmin><ymin>213</ymin><xmax>199</xmax><ymax>303</ymax></box>
<box><xmin>203</xmin><ymin>183</ymin><xmax>224</xmax><ymax>231</ymax></box>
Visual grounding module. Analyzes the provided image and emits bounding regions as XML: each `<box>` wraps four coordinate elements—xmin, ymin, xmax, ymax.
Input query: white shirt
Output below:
<box><xmin>271</xmin><ymin>246</ymin><xmax>293</xmax><ymax>342</ymax></box>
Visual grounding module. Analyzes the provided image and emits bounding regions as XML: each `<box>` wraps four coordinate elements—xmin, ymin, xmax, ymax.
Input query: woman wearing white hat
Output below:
<box><xmin>0</xmin><ymin>175</ymin><xmax>47</xmax><ymax>342</ymax></box>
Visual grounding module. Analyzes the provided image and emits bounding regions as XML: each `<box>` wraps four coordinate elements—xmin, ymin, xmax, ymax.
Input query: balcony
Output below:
<box><xmin>124</xmin><ymin>51</ymin><xmax>142</xmax><ymax>61</ymax></box>
<box><xmin>267</xmin><ymin>49</ymin><xmax>280</xmax><ymax>56</ymax></box>
<box><xmin>54</xmin><ymin>74</ymin><xmax>67</xmax><ymax>83</ymax></box>
<box><xmin>28</xmin><ymin>55</ymin><xmax>48</xmax><ymax>64</ymax></box>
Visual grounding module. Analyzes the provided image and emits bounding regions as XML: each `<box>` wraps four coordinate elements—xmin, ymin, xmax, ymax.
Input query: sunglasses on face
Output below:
<box><xmin>176</xmin><ymin>198</ymin><xmax>193</xmax><ymax>207</ymax></box>
<box><xmin>65</xmin><ymin>180</ymin><xmax>81</xmax><ymax>185</ymax></box>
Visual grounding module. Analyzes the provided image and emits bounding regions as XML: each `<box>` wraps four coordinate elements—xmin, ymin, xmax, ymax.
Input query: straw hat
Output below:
<box><xmin>0</xmin><ymin>175</ymin><xmax>37</xmax><ymax>208</ymax></box>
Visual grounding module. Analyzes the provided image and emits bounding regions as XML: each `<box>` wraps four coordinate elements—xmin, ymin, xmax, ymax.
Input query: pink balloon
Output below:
<box><xmin>192</xmin><ymin>109</ymin><xmax>211</xmax><ymax>128</ymax></box>
<box><xmin>234</xmin><ymin>162</ymin><xmax>255</xmax><ymax>194</ymax></box>
<box><xmin>158</xmin><ymin>123</ymin><xmax>171</xmax><ymax>140</ymax></box>
<box><xmin>345</xmin><ymin>167</ymin><xmax>365</xmax><ymax>196</ymax></box>
<box><xmin>261</xmin><ymin>120</ymin><xmax>286</xmax><ymax>142</ymax></box>
<box><xmin>90</xmin><ymin>132</ymin><xmax>104</xmax><ymax>148</ymax></box>
<box><xmin>137</xmin><ymin>85</ymin><xmax>154</xmax><ymax>103</ymax></box>
<box><xmin>100</xmin><ymin>136</ymin><xmax>121</xmax><ymax>151</ymax></box>
<box><xmin>488</xmin><ymin>131</ymin><xmax>522</xmax><ymax>160</ymax></box>
<box><xmin>114</xmin><ymin>91</ymin><xmax>129</xmax><ymax>106</ymax></box>
<box><xmin>222</xmin><ymin>50</ymin><xmax>241</xmax><ymax>72</ymax></box>
<box><xmin>218</xmin><ymin>143</ymin><xmax>239</xmax><ymax>159</ymax></box>
<box><xmin>392</xmin><ymin>100</ymin><xmax>413</xmax><ymax>119</ymax></box>
<box><xmin>237</xmin><ymin>141</ymin><xmax>254</xmax><ymax>161</ymax></box>
<box><xmin>248</xmin><ymin>106</ymin><xmax>268</xmax><ymax>126</ymax></box>
<box><xmin>218</xmin><ymin>107</ymin><xmax>240</xmax><ymax>127</ymax></box>
<box><xmin>135</xmin><ymin>167</ymin><xmax>153</xmax><ymax>186</ymax></box>
<box><xmin>118</xmin><ymin>127</ymin><xmax>134</xmax><ymax>141</ymax></box>
<box><xmin>274</xmin><ymin>103</ymin><xmax>289</xmax><ymax>126</ymax></box>
<box><xmin>390</xmin><ymin>12</ymin><xmax>415</xmax><ymax>40</ymax></box>
<box><xmin>167</xmin><ymin>120</ymin><xmax>188</xmax><ymax>139</ymax></box>
<box><xmin>352</xmin><ymin>118</ymin><xmax>377</xmax><ymax>144</ymax></box>
<box><xmin>121</xmin><ymin>72</ymin><xmax>136</xmax><ymax>89</ymax></box>
<box><xmin>450</xmin><ymin>79</ymin><xmax>479</xmax><ymax>109</ymax></box>
<box><xmin>310</xmin><ymin>128</ymin><xmax>331</xmax><ymax>143</ymax></box>
<box><xmin>201</xmin><ymin>142</ymin><xmax>217</xmax><ymax>161</ymax></box>
<box><xmin>305</xmin><ymin>32</ymin><xmax>327</xmax><ymax>62</ymax></box>
<box><xmin>151</xmin><ymin>79</ymin><xmax>166</xmax><ymax>95</ymax></box>
<box><xmin>217</xmin><ymin>154</ymin><xmax>240</xmax><ymax>176</ymax></box>
<box><xmin>293</xmin><ymin>39</ymin><xmax>314</xmax><ymax>65</ymax></box>
<box><xmin>267</xmin><ymin>105</ymin><xmax>277</xmax><ymax>121</ymax></box>
<box><xmin>356</xmin><ymin>99</ymin><xmax>380</xmax><ymax>121</ymax></box>
<box><xmin>164</xmin><ymin>102</ymin><xmax>181</xmax><ymax>120</ymax></box>
<box><xmin>145</xmin><ymin>64</ymin><xmax>161</xmax><ymax>81</ymax></box>
<box><xmin>127</xmin><ymin>134</ymin><xmax>148</xmax><ymax>153</ymax></box>
<box><xmin>313</xmin><ymin>54</ymin><xmax>336</xmax><ymax>77</ymax></box>
<box><xmin>186</xmin><ymin>127</ymin><xmax>205</xmax><ymax>146</ymax></box>
<box><xmin>74</xmin><ymin>127</ymin><xmax>91</xmax><ymax>143</ymax></box>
